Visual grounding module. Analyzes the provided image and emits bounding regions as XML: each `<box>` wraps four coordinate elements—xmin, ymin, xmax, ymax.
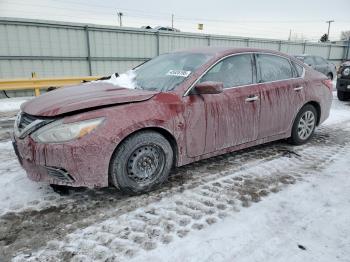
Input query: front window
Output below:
<box><xmin>199</xmin><ymin>54</ymin><xmax>254</xmax><ymax>88</ymax></box>
<box><xmin>133</xmin><ymin>52</ymin><xmax>213</xmax><ymax>91</ymax></box>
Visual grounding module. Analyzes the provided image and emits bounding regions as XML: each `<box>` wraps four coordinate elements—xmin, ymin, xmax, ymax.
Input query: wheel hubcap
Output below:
<box><xmin>297</xmin><ymin>111</ymin><xmax>315</xmax><ymax>140</ymax></box>
<box><xmin>127</xmin><ymin>145</ymin><xmax>165</xmax><ymax>183</ymax></box>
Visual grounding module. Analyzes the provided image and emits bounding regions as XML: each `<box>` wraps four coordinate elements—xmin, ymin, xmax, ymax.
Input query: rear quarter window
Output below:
<box><xmin>256</xmin><ymin>54</ymin><xmax>293</xmax><ymax>82</ymax></box>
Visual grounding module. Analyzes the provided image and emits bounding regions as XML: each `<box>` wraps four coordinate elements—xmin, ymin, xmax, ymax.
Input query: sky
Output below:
<box><xmin>0</xmin><ymin>0</ymin><xmax>349</xmax><ymax>41</ymax></box>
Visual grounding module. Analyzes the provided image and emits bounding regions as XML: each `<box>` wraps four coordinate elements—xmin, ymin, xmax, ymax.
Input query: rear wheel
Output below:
<box><xmin>110</xmin><ymin>131</ymin><xmax>173</xmax><ymax>195</ymax></box>
<box><xmin>337</xmin><ymin>90</ymin><xmax>350</xmax><ymax>101</ymax></box>
<box><xmin>288</xmin><ymin>104</ymin><xmax>317</xmax><ymax>145</ymax></box>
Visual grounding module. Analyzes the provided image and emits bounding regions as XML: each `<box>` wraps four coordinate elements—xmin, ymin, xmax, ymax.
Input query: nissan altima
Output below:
<box><xmin>12</xmin><ymin>47</ymin><xmax>333</xmax><ymax>195</ymax></box>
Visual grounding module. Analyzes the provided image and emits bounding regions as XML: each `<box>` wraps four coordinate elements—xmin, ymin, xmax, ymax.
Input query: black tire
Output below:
<box><xmin>288</xmin><ymin>104</ymin><xmax>318</xmax><ymax>145</ymax></box>
<box><xmin>327</xmin><ymin>73</ymin><xmax>333</xmax><ymax>80</ymax></box>
<box><xmin>337</xmin><ymin>90</ymin><xmax>350</xmax><ymax>101</ymax></box>
<box><xmin>110</xmin><ymin>131</ymin><xmax>173</xmax><ymax>195</ymax></box>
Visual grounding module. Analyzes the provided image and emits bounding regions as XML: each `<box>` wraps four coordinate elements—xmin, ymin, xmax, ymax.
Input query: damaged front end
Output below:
<box><xmin>14</xmin><ymin>111</ymin><xmax>55</xmax><ymax>139</ymax></box>
<box><xmin>11</xmin><ymin>110</ymin><xmax>111</xmax><ymax>187</ymax></box>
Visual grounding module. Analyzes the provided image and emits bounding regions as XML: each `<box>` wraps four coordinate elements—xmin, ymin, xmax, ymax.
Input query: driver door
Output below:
<box><xmin>184</xmin><ymin>54</ymin><xmax>260</xmax><ymax>157</ymax></box>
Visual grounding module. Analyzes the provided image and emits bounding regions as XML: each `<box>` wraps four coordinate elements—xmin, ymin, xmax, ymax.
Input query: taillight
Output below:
<box><xmin>322</xmin><ymin>79</ymin><xmax>333</xmax><ymax>92</ymax></box>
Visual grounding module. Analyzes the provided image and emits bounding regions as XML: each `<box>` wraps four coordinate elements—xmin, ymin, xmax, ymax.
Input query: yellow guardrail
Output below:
<box><xmin>0</xmin><ymin>76</ymin><xmax>101</xmax><ymax>96</ymax></box>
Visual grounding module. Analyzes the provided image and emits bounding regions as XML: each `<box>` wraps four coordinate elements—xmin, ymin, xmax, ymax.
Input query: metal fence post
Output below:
<box><xmin>327</xmin><ymin>44</ymin><xmax>332</xmax><ymax>60</ymax></box>
<box><xmin>303</xmin><ymin>41</ymin><xmax>307</xmax><ymax>54</ymax></box>
<box><xmin>347</xmin><ymin>37</ymin><xmax>350</xmax><ymax>60</ymax></box>
<box><xmin>207</xmin><ymin>35</ymin><xmax>211</xmax><ymax>46</ymax></box>
<box><xmin>156</xmin><ymin>31</ymin><xmax>160</xmax><ymax>55</ymax></box>
<box><xmin>31</xmin><ymin>72</ymin><xmax>40</xmax><ymax>96</ymax></box>
<box><xmin>85</xmin><ymin>26</ymin><xmax>92</xmax><ymax>76</ymax></box>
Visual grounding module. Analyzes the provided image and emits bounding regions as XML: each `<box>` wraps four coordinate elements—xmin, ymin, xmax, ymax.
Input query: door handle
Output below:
<box><xmin>294</xmin><ymin>86</ymin><xmax>304</xmax><ymax>91</ymax></box>
<box><xmin>245</xmin><ymin>95</ymin><xmax>259</xmax><ymax>102</ymax></box>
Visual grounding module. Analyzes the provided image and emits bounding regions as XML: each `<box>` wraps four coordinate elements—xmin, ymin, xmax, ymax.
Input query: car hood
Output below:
<box><xmin>21</xmin><ymin>81</ymin><xmax>159</xmax><ymax>117</ymax></box>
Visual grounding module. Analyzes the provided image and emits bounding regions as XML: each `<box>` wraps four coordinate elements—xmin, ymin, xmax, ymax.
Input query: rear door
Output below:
<box><xmin>255</xmin><ymin>53</ymin><xmax>306</xmax><ymax>139</ymax></box>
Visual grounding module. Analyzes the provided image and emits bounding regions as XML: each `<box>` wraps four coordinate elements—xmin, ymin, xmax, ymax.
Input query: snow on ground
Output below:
<box><xmin>0</xmin><ymin>97</ymin><xmax>30</xmax><ymax>112</ymax></box>
<box><xmin>135</xmin><ymin>151</ymin><xmax>350</xmax><ymax>262</ymax></box>
<box><xmin>1</xmin><ymin>93</ymin><xmax>350</xmax><ymax>261</ymax></box>
<box><xmin>0</xmin><ymin>141</ymin><xmax>60</xmax><ymax>216</ymax></box>
<box><xmin>323</xmin><ymin>91</ymin><xmax>350</xmax><ymax>126</ymax></box>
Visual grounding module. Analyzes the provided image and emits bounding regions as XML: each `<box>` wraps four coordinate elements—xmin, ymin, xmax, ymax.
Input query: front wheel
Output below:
<box><xmin>288</xmin><ymin>104</ymin><xmax>317</xmax><ymax>145</ymax></box>
<box><xmin>110</xmin><ymin>131</ymin><xmax>173</xmax><ymax>195</ymax></box>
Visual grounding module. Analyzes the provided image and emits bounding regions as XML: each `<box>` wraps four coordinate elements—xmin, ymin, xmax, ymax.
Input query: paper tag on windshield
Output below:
<box><xmin>166</xmin><ymin>70</ymin><xmax>191</xmax><ymax>77</ymax></box>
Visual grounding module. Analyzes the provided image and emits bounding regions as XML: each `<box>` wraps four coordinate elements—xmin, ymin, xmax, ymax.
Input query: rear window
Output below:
<box><xmin>256</xmin><ymin>54</ymin><xmax>293</xmax><ymax>82</ymax></box>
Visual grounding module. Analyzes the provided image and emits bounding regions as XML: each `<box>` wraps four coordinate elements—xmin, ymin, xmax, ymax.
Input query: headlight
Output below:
<box><xmin>31</xmin><ymin>117</ymin><xmax>105</xmax><ymax>143</ymax></box>
<box><xmin>343</xmin><ymin>68</ymin><xmax>350</xmax><ymax>76</ymax></box>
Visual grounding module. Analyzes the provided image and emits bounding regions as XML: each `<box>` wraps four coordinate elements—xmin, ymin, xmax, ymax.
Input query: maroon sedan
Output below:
<box><xmin>12</xmin><ymin>48</ymin><xmax>333</xmax><ymax>194</ymax></box>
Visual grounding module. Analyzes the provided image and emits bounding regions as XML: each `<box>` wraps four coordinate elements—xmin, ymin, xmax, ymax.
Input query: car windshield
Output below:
<box><xmin>133</xmin><ymin>52</ymin><xmax>213</xmax><ymax>91</ymax></box>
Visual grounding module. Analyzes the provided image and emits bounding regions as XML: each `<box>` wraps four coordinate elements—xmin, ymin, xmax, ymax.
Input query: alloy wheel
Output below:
<box><xmin>297</xmin><ymin>111</ymin><xmax>315</xmax><ymax>140</ymax></box>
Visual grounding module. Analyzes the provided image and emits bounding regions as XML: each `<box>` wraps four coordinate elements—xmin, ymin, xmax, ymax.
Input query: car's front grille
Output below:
<box><xmin>18</xmin><ymin>113</ymin><xmax>38</xmax><ymax>130</ymax></box>
<box><xmin>14</xmin><ymin>112</ymin><xmax>54</xmax><ymax>139</ymax></box>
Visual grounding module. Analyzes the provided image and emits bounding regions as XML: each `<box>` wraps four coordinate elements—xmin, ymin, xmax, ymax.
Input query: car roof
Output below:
<box><xmin>173</xmin><ymin>47</ymin><xmax>292</xmax><ymax>58</ymax></box>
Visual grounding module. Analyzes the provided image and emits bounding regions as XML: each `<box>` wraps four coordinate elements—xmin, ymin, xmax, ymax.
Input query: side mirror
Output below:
<box><xmin>193</xmin><ymin>81</ymin><xmax>224</xmax><ymax>95</ymax></box>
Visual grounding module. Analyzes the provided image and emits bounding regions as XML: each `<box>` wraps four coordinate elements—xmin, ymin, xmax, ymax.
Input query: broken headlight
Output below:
<box><xmin>31</xmin><ymin>117</ymin><xmax>105</xmax><ymax>143</ymax></box>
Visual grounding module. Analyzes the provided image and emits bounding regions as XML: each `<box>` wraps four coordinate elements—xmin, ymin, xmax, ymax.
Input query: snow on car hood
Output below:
<box><xmin>21</xmin><ymin>81</ymin><xmax>159</xmax><ymax>117</ymax></box>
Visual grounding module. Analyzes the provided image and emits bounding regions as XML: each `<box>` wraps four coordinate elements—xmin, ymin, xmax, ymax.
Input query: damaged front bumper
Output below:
<box><xmin>11</xmin><ymin>130</ymin><xmax>113</xmax><ymax>188</ymax></box>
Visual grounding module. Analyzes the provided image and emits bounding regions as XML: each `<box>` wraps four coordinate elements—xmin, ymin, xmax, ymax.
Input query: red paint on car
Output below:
<box><xmin>12</xmin><ymin>47</ymin><xmax>332</xmax><ymax>191</ymax></box>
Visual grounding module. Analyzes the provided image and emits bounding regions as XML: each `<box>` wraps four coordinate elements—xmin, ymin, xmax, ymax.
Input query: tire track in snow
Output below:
<box><xmin>9</xmin><ymin>123</ymin><xmax>350</xmax><ymax>262</ymax></box>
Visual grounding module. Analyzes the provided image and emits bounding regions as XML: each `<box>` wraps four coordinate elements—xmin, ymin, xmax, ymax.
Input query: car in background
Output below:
<box><xmin>12</xmin><ymin>48</ymin><xmax>333</xmax><ymax>195</ymax></box>
<box><xmin>336</xmin><ymin>60</ymin><xmax>350</xmax><ymax>101</ymax></box>
<box><xmin>154</xmin><ymin>26</ymin><xmax>180</xmax><ymax>32</ymax></box>
<box><xmin>141</xmin><ymin>26</ymin><xmax>180</xmax><ymax>32</ymax></box>
<box><xmin>294</xmin><ymin>54</ymin><xmax>336</xmax><ymax>80</ymax></box>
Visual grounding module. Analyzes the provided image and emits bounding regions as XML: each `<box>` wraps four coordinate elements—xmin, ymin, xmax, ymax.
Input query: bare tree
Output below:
<box><xmin>341</xmin><ymin>30</ymin><xmax>350</xmax><ymax>40</ymax></box>
<box><xmin>290</xmin><ymin>33</ymin><xmax>307</xmax><ymax>41</ymax></box>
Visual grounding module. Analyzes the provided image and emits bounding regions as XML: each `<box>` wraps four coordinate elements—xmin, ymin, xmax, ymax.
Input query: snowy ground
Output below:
<box><xmin>0</xmin><ymin>97</ymin><xmax>30</xmax><ymax>113</ymax></box>
<box><xmin>0</xmin><ymin>93</ymin><xmax>350</xmax><ymax>262</ymax></box>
